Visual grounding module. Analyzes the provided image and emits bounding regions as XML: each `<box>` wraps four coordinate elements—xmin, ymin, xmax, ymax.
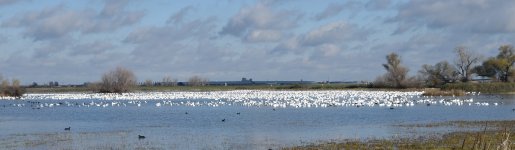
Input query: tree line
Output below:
<box><xmin>375</xmin><ymin>45</ymin><xmax>515</xmax><ymax>88</ymax></box>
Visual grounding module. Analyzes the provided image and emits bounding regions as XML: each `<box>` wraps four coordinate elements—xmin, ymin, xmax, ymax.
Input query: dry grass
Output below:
<box><xmin>287</xmin><ymin>120</ymin><xmax>515</xmax><ymax>150</ymax></box>
<box><xmin>422</xmin><ymin>88</ymin><xmax>466</xmax><ymax>96</ymax></box>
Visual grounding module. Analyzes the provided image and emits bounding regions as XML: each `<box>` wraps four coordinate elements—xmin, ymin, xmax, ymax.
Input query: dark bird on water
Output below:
<box><xmin>236</xmin><ymin>112</ymin><xmax>240</xmax><ymax>115</ymax></box>
<box><xmin>389</xmin><ymin>107</ymin><xmax>394</xmax><ymax>110</ymax></box>
<box><xmin>64</xmin><ymin>127</ymin><xmax>71</xmax><ymax>131</ymax></box>
<box><xmin>138</xmin><ymin>135</ymin><xmax>146</xmax><ymax>139</ymax></box>
<box><xmin>222</xmin><ymin>119</ymin><xmax>226</xmax><ymax>122</ymax></box>
<box><xmin>185</xmin><ymin>112</ymin><xmax>188</xmax><ymax>114</ymax></box>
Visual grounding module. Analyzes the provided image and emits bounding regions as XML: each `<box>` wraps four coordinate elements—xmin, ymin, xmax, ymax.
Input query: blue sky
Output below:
<box><xmin>0</xmin><ymin>0</ymin><xmax>514</xmax><ymax>84</ymax></box>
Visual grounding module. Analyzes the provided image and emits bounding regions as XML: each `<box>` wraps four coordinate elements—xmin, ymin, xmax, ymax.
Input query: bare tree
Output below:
<box><xmin>381</xmin><ymin>52</ymin><xmax>409</xmax><ymax>88</ymax></box>
<box><xmin>99</xmin><ymin>67</ymin><xmax>137</xmax><ymax>93</ymax></box>
<box><xmin>0</xmin><ymin>79</ymin><xmax>8</xmax><ymax>96</ymax></box>
<box><xmin>162</xmin><ymin>75</ymin><xmax>178</xmax><ymax>86</ymax></box>
<box><xmin>188</xmin><ymin>75</ymin><xmax>208</xmax><ymax>86</ymax></box>
<box><xmin>454</xmin><ymin>46</ymin><xmax>480</xmax><ymax>82</ymax></box>
<box><xmin>144</xmin><ymin>79</ymin><xmax>153</xmax><ymax>86</ymax></box>
<box><xmin>0</xmin><ymin>78</ymin><xmax>25</xmax><ymax>98</ymax></box>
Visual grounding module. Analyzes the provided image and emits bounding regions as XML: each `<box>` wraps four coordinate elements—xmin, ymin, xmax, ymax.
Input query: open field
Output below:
<box><xmin>25</xmin><ymin>84</ymin><xmax>362</xmax><ymax>93</ymax></box>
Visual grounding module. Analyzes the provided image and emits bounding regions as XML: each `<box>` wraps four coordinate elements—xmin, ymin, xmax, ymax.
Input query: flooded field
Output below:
<box><xmin>0</xmin><ymin>90</ymin><xmax>514</xmax><ymax>149</ymax></box>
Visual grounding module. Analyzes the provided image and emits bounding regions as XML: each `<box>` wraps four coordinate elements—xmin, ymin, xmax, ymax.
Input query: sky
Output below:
<box><xmin>0</xmin><ymin>0</ymin><xmax>515</xmax><ymax>85</ymax></box>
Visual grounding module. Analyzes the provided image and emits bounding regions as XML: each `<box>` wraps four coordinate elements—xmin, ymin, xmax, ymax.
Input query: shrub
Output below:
<box><xmin>98</xmin><ymin>67</ymin><xmax>137</xmax><ymax>93</ymax></box>
<box><xmin>0</xmin><ymin>79</ymin><xmax>26</xmax><ymax>98</ymax></box>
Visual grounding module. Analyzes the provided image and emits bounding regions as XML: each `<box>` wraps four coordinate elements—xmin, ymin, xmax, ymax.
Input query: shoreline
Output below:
<box><xmin>286</xmin><ymin>120</ymin><xmax>515</xmax><ymax>150</ymax></box>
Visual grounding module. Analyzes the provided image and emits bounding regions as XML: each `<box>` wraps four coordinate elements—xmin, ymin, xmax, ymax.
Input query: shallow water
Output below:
<box><xmin>0</xmin><ymin>91</ymin><xmax>514</xmax><ymax>149</ymax></box>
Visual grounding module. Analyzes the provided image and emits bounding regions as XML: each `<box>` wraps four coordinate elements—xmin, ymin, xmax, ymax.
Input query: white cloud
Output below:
<box><xmin>314</xmin><ymin>3</ymin><xmax>345</xmax><ymax>21</ymax></box>
<box><xmin>390</xmin><ymin>0</ymin><xmax>515</xmax><ymax>34</ymax></box>
<box><xmin>2</xmin><ymin>1</ymin><xmax>144</xmax><ymax>41</ymax></box>
<box><xmin>302</xmin><ymin>21</ymin><xmax>368</xmax><ymax>46</ymax></box>
<box><xmin>220</xmin><ymin>1</ymin><xmax>301</xmax><ymax>43</ymax></box>
<box><xmin>244</xmin><ymin>29</ymin><xmax>283</xmax><ymax>43</ymax></box>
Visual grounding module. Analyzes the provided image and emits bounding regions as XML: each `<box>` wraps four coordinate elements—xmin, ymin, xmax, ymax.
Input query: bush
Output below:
<box><xmin>98</xmin><ymin>67</ymin><xmax>137</xmax><ymax>93</ymax></box>
<box><xmin>0</xmin><ymin>79</ymin><xmax>26</xmax><ymax>98</ymax></box>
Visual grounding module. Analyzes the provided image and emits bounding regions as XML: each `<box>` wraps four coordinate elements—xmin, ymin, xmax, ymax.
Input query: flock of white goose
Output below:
<box><xmin>0</xmin><ymin>90</ymin><xmax>495</xmax><ymax>109</ymax></box>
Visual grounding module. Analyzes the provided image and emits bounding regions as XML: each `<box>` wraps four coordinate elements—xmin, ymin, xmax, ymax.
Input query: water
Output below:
<box><xmin>0</xmin><ymin>91</ymin><xmax>514</xmax><ymax>149</ymax></box>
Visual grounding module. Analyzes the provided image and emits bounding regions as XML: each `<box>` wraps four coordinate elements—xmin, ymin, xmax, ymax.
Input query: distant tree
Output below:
<box><xmin>494</xmin><ymin>45</ymin><xmax>515</xmax><ymax>82</ymax></box>
<box><xmin>188</xmin><ymin>75</ymin><xmax>208</xmax><ymax>86</ymax></box>
<box><xmin>162</xmin><ymin>75</ymin><xmax>178</xmax><ymax>86</ymax></box>
<box><xmin>144</xmin><ymin>79</ymin><xmax>153</xmax><ymax>87</ymax></box>
<box><xmin>99</xmin><ymin>67</ymin><xmax>137</xmax><ymax>93</ymax></box>
<box><xmin>454</xmin><ymin>46</ymin><xmax>480</xmax><ymax>82</ymax></box>
<box><xmin>0</xmin><ymin>79</ymin><xmax>8</xmax><ymax>95</ymax></box>
<box><xmin>419</xmin><ymin>61</ymin><xmax>458</xmax><ymax>87</ymax></box>
<box><xmin>12</xmin><ymin>79</ymin><xmax>20</xmax><ymax>90</ymax></box>
<box><xmin>0</xmin><ymin>75</ymin><xmax>3</xmax><ymax>92</ymax></box>
<box><xmin>0</xmin><ymin>78</ymin><xmax>25</xmax><ymax>98</ymax></box>
<box><xmin>30</xmin><ymin>82</ymin><xmax>38</xmax><ymax>88</ymax></box>
<box><xmin>476</xmin><ymin>45</ymin><xmax>515</xmax><ymax>82</ymax></box>
<box><xmin>380</xmin><ymin>53</ymin><xmax>409</xmax><ymax>88</ymax></box>
<box><xmin>473</xmin><ymin>60</ymin><xmax>497</xmax><ymax>80</ymax></box>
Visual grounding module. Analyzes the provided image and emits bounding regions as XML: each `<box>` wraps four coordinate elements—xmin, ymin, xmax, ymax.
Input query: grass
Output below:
<box><xmin>287</xmin><ymin>120</ymin><xmax>515</xmax><ymax>150</ymax></box>
<box><xmin>422</xmin><ymin>88</ymin><xmax>466</xmax><ymax>96</ymax></box>
<box><xmin>25</xmin><ymin>87</ymin><xmax>91</xmax><ymax>93</ymax></box>
<box><xmin>286</xmin><ymin>131</ymin><xmax>513</xmax><ymax>150</ymax></box>
<box><xmin>443</xmin><ymin>82</ymin><xmax>515</xmax><ymax>93</ymax></box>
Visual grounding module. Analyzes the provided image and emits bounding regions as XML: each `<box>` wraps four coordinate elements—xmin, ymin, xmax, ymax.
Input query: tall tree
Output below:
<box><xmin>495</xmin><ymin>45</ymin><xmax>515</xmax><ymax>82</ymax></box>
<box><xmin>454</xmin><ymin>46</ymin><xmax>480</xmax><ymax>82</ymax></box>
<box><xmin>382</xmin><ymin>52</ymin><xmax>409</xmax><ymax>88</ymax></box>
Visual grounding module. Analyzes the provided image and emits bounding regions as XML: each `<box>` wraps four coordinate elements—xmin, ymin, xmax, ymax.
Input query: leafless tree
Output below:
<box><xmin>454</xmin><ymin>46</ymin><xmax>480</xmax><ymax>82</ymax></box>
<box><xmin>0</xmin><ymin>78</ymin><xmax>25</xmax><ymax>98</ymax></box>
<box><xmin>381</xmin><ymin>52</ymin><xmax>409</xmax><ymax>88</ymax></box>
<box><xmin>99</xmin><ymin>67</ymin><xmax>137</xmax><ymax>93</ymax></box>
<box><xmin>162</xmin><ymin>75</ymin><xmax>178</xmax><ymax>86</ymax></box>
<box><xmin>0</xmin><ymin>79</ymin><xmax>8</xmax><ymax>96</ymax></box>
<box><xmin>144</xmin><ymin>79</ymin><xmax>153</xmax><ymax>86</ymax></box>
<box><xmin>188</xmin><ymin>75</ymin><xmax>208</xmax><ymax>86</ymax></box>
